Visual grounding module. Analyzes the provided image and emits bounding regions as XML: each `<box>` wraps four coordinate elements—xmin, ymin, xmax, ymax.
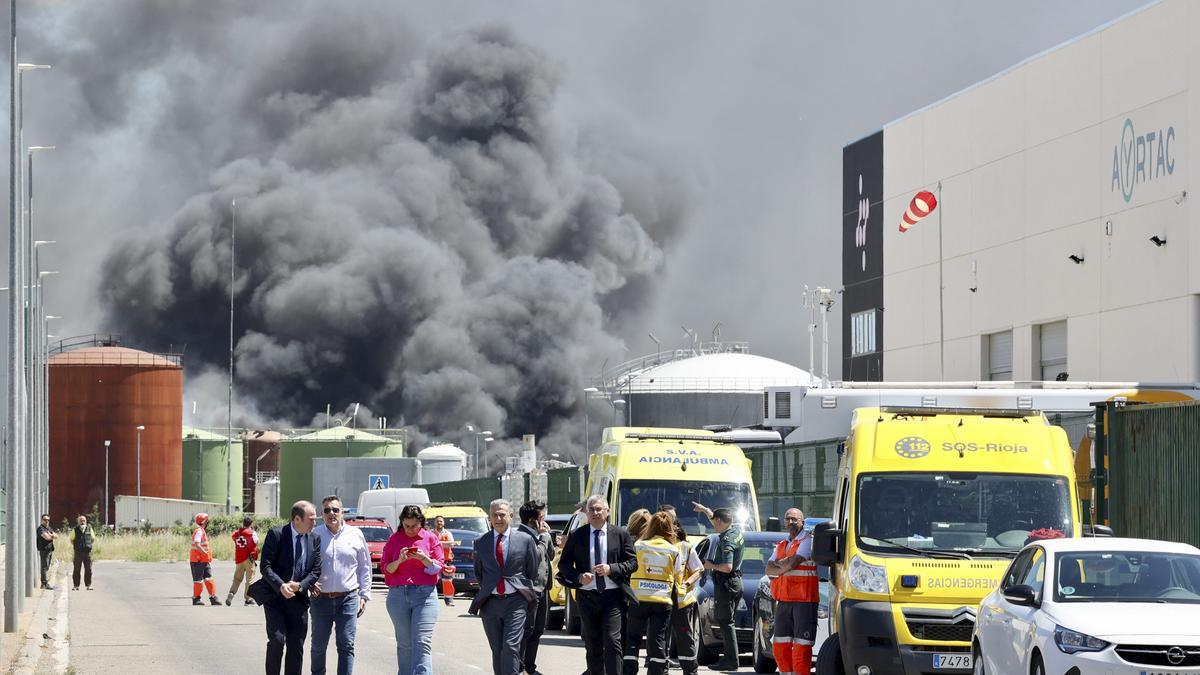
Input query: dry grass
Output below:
<box><xmin>54</xmin><ymin>531</ymin><xmax>241</xmax><ymax>563</ymax></box>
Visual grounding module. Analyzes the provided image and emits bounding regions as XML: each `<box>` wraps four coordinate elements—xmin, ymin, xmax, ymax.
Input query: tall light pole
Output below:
<box><xmin>103</xmin><ymin>440</ymin><xmax>111</xmax><ymax>528</ymax></box>
<box><xmin>6</xmin><ymin>12</ymin><xmax>24</xmax><ymax>632</ymax></box>
<box><xmin>23</xmin><ymin>147</ymin><xmax>51</xmax><ymax>598</ymax></box>
<box><xmin>226</xmin><ymin>200</ymin><xmax>235</xmax><ymax>515</ymax></box>
<box><xmin>582</xmin><ymin>387</ymin><xmax>598</xmax><ymax>467</ymax></box>
<box><xmin>33</xmin><ymin>246</ymin><xmax>54</xmax><ymax>519</ymax></box>
<box><xmin>135</xmin><ymin>425</ymin><xmax>145</xmax><ymax>526</ymax></box>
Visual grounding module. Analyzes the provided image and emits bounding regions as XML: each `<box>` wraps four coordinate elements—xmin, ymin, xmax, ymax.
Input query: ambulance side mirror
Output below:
<box><xmin>812</xmin><ymin>521</ymin><xmax>841</xmax><ymax>566</ymax></box>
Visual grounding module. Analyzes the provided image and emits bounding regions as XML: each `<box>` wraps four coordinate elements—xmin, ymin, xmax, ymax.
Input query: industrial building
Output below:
<box><xmin>276</xmin><ymin>425</ymin><xmax>404</xmax><ymax>518</ymax></box>
<box><xmin>312</xmin><ymin>456</ymin><xmax>420</xmax><ymax>511</ymax></box>
<box><xmin>843</xmin><ymin>0</ymin><xmax>1199</xmax><ymax>383</ymax></box>
<box><xmin>49</xmin><ymin>340</ymin><xmax>184</xmax><ymax>523</ymax></box>
<box><xmin>181</xmin><ymin>426</ymin><xmax>243</xmax><ymax>506</ymax></box>
<box><xmin>591</xmin><ymin>342</ymin><xmax>813</xmax><ymax>447</ymax></box>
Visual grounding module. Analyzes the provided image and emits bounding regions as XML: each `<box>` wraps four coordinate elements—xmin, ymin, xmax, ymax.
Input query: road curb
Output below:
<box><xmin>9</xmin><ymin>562</ymin><xmax>68</xmax><ymax>674</ymax></box>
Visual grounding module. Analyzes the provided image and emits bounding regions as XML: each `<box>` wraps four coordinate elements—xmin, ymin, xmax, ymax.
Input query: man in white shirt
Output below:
<box><xmin>311</xmin><ymin>496</ymin><xmax>371</xmax><ymax>675</ymax></box>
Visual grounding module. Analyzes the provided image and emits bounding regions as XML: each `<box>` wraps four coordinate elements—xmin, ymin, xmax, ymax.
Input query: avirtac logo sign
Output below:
<box><xmin>1111</xmin><ymin>117</ymin><xmax>1175</xmax><ymax>203</ymax></box>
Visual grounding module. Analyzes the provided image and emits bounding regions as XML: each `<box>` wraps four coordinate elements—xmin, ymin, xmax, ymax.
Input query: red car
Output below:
<box><xmin>344</xmin><ymin>516</ymin><xmax>394</xmax><ymax>578</ymax></box>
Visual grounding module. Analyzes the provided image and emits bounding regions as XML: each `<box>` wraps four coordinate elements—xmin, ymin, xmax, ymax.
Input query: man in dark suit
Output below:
<box><xmin>260</xmin><ymin>500</ymin><xmax>322</xmax><ymax>675</ymax></box>
<box><xmin>557</xmin><ymin>495</ymin><xmax>637</xmax><ymax>675</ymax></box>
<box><xmin>471</xmin><ymin>499</ymin><xmax>539</xmax><ymax>675</ymax></box>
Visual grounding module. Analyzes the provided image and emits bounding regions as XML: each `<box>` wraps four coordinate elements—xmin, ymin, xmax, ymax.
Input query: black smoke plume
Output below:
<box><xmin>27</xmin><ymin>3</ymin><xmax>693</xmax><ymax>463</ymax></box>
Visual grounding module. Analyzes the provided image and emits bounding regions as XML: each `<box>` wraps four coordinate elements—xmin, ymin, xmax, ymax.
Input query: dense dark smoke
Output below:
<box><xmin>27</xmin><ymin>2</ymin><xmax>693</xmax><ymax>463</ymax></box>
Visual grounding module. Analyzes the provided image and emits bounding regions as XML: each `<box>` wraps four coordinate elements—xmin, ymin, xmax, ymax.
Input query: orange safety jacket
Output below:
<box><xmin>190</xmin><ymin>526</ymin><xmax>212</xmax><ymax>564</ymax></box>
<box><xmin>770</xmin><ymin>536</ymin><xmax>818</xmax><ymax>603</ymax></box>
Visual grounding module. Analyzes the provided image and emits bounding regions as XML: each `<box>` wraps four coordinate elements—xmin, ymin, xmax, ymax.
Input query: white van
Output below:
<box><xmin>357</xmin><ymin>488</ymin><xmax>431</xmax><ymax>527</ymax></box>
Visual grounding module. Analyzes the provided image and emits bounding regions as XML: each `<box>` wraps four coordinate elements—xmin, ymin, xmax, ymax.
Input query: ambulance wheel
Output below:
<box><xmin>815</xmin><ymin>633</ymin><xmax>844</xmax><ymax>675</ymax></box>
<box><xmin>565</xmin><ymin>593</ymin><xmax>581</xmax><ymax>635</ymax></box>
<box><xmin>752</xmin><ymin>621</ymin><xmax>776</xmax><ymax>673</ymax></box>
<box><xmin>546</xmin><ymin>605</ymin><xmax>564</xmax><ymax>631</ymax></box>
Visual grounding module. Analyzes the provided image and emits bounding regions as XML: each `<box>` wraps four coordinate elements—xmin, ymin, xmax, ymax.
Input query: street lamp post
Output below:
<box><xmin>582</xmin><ymin>387</ymin><xmax>598</xmax><ymax>468</ymax></box>
<box><xmin>135</xmin><ymin>425</ymin><xmax>145</xmax><ymax>526</ymax></box>
<box><xmin>103</xmin><ymin>440</ymin><xmax>111</xmax><ymax>528</ymax></box>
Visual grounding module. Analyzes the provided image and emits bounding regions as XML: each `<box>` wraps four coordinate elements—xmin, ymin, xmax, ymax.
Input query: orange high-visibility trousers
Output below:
<box><xmin>771</xmin><ymin>600</ymin><xmax>818</xmax><ymax>675</ymax></box>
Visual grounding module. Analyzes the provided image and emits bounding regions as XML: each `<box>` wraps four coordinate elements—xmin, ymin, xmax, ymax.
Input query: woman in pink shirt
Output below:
<box><xmin>381</xmin><ymin>505</ymin><xmax>445</xmax><ymax>675</ymax></box>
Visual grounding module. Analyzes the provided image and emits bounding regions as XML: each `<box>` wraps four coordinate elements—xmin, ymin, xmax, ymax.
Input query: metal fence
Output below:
<box><xmin>745</xmin><ymin>438</ymin><xmax>841</xmax><ymax>523</ymax></box>
<box><xmin>1104</xmin><ymin>400</ymin><xmax>1200</xmax><ymax>547</ymax></box>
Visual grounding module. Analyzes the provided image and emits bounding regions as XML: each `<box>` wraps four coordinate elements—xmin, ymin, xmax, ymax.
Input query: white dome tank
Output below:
<box><xmin>417</xmin><ymin>444</ymin><xmax>468</xmax><ymax>485</ymax></box>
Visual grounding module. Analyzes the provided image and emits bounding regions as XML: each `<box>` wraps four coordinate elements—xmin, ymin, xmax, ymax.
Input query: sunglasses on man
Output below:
<box><xmin>323</xmin><ymin>507</ymin><xmax>341</xmax><ymax>514</ymax></box>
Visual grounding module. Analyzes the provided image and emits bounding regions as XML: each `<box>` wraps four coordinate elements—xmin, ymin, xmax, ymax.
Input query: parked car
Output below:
<box><xmin>973</xmin><ymin>537</ymin><xmax>1200</xmax><ymax>675</ymax></box>
<box><xmin>696</xmin><ymin>531</ymin><xmax>784</xmax><ymax>664</ymax></box>
<box><xmin>343</xmin><ymin>516</ymin><xmax>393</xmax><ymax>580</ymax></box>
<box><xmin>750</xmin><ymin>517</ymin><xmax>832</xmax><ymax>673</ymax></box>
<box><xmin>447</xmin><ymin>528</ymin><xmax>483</xmax><ymax>595</ymax></box>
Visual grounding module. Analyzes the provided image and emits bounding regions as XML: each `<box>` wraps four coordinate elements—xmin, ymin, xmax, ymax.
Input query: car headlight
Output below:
<box><xmin>848</xmin><ymin>555</ymin><xmax>888</xmax><ymax>595</ymax></box>
<box><xmin>758</xmin><ymin>577</ymin><xmax>772</xmax><ymax>600</ymax></box>
<box><xmin>1053</xmin><ymin>625</ymin><xmax>1110</xmax><ymax>654</ymax></box>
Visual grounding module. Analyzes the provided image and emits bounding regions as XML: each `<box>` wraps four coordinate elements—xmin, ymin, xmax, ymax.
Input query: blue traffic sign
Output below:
<box><xmin>368</xmin><ymin>474</ymin><xmax>390</xmax><ymax>490</ymax></box>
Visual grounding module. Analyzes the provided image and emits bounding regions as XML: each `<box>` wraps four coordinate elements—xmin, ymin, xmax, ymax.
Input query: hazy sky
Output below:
<box><xmin>11</xmin><ymin>1</ymin><xmax>1150</xmax><ymax>441</ymax></box>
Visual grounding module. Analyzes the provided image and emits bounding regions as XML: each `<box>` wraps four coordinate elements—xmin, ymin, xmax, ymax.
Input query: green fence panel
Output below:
<box><xmin>547</xmin><ymin>466</ymin><xmax>588</xmax><ymax>515</ymax></box>
<box><xmin>424</xmin><ymin>477</ymin><xmax>501</xmax><ymax>510</ymax></box>
<box><xmin>746</xmin><ymin>439</ymin><xmax>840</xmax><ymax>525</ymax></box>
<box><xmin>1107</xmin><ymin>400</ymin><xmax>1200</xmax><ymax>547</ymax></box>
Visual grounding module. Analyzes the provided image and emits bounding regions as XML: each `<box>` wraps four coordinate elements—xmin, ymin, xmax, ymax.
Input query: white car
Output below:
<box><xmin>972</xmin><ymin>537</ymin><xmax>1200</xmax><ymax>675</ymax></box>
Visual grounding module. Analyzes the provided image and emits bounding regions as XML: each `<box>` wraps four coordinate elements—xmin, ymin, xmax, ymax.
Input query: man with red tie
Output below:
<box><xmin>470</xmin><ymin>499</ymin><xmax>538</xmax><ymax>675</ymax></box>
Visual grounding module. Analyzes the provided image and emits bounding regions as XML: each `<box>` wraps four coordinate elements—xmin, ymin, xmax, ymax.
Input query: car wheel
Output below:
<box><xmin>814</xmin><ymin>633</ymin><xmax>844</xmax><ymax>675</ymax></box>
<box><xmin>565</xmin><ymin>592</ymin><xmax>581</xmax><ymax>635</ymax></box>
<box><xmin>752</xmin><ymin>621</ymin><xmax>776</xmax><ymax>673</ymax></box>
<box><xmin>1030</xmin><ymin>652</ymin><xmax>1045</xmax><ymax>675</ymax></box>
<box><xmin>972</xmin><ymin>642</ymin><xmax>985</xmax><ymax>675</ymax></box>
<box><xmin>546</xmin><ymin>605</ymin><xmax>564</xmax><ymax>631</ymax></box>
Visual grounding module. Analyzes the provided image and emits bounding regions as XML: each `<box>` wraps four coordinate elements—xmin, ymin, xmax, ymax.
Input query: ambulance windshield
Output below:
<box><xmin>856</xmin><ymin>472</ymin><xmax>1072</xmax><ymax>555</ymax></box>
<box><xmin>618</xmin><ymin>480</ymin><xmax>757</xmax><ymax>535</ymax></box>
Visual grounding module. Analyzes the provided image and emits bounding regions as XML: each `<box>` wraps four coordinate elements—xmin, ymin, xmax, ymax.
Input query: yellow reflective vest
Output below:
<box><xmin>674</xmin><ymin>539</ymin><xmax>701</xmax><ymax>608</ymax></box>
<box><xmin>630</xmin><ymin>536</ymin><xmax>679</xmax><ymax>605</ymax></box>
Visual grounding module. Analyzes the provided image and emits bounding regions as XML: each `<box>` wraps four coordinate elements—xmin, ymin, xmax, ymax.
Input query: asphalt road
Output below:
<box><xmin>66</xmin><ymin>559</ymin><xmax>603</xmax><ymax>674</ymax></box>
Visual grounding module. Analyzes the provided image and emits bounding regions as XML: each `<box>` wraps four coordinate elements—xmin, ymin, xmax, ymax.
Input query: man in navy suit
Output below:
<box><xmin>260</xmin><ymin>500</ymin><xmax>322</xmax><ymax>675</ymax></box>
<box><xmin>557</xmin><ymin>496</ymin><xmax>637</xmax><ymax>675</ymax></box>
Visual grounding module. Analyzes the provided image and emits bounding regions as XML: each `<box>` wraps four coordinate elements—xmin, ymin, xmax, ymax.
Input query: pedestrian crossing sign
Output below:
<box><xmin>369</xmin><ymin>474</ymin><xmax>390</xmax><ymax>490</ymax></box>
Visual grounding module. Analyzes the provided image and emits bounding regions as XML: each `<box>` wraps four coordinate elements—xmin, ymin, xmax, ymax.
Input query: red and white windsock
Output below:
<box><xmin>899</xmin><ymin>190</ymin><xmax>937</xmax><ymax>233</ymax></box>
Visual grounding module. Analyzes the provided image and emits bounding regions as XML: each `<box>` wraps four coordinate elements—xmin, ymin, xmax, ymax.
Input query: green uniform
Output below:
<box><xmin>711</xmin><ymin>525</ymin><xmax>744</xmax><ymax>666</ymax></box>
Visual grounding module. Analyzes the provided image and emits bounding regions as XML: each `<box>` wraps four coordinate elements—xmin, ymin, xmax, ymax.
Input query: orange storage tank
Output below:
<box><xmin>49</xmin><ymin>344</ymin><xmax>183</xmax><ymax>525</ymax></box>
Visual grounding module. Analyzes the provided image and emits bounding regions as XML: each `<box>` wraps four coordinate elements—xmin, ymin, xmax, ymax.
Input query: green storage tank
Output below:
<box><xmin>182</xmin><ymin>426</ymin><xmax>244</xmax><ymax>507</ymax></box>
<box><xmin>278</xmin><ymin>426</ymin><xmax>405</xmax><ymax>517</ymax></box>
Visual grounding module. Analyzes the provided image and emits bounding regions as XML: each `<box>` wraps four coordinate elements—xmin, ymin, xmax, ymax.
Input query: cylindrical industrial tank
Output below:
<box><xmin>182</xmin><ymin>426</ymin><xmax>244</xmax><ymax>506</ymax></box>
<box><xmin>277</xmin><ymin>426</ymin><xmax>404</xmax><ymax>517</ymax></box>
<box><xmin>416</xmin><ymin>444</ymin><xmax>467</xmax><ymax>485</ymax></box>
<box><xmin>255</xmin><ymin>478</ymin><xmax>280</xmax><ymax>517</ymax></box>
<box><xmin>49</xmin><ymin>344</ymin><xmax>183</xmax><ymax>524</ymax></box>
<box><xmin>244</xmin><ymin>430</ymin><xmax>283</xmax><ymax>512</ymax></box>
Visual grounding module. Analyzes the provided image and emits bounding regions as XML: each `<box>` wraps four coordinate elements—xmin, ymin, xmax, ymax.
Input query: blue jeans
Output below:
<box><xmin>310</xmin><ymin>593</ymin><xmax>359</xmax><ymax>675</ymax></box>
<box><xmin>386</xmin><ymin>585</ymin><xmax>439</xmax><ymax>675</ymax></box>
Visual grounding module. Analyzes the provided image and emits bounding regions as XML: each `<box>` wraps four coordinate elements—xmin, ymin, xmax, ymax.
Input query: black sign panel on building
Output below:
<box><xmin>842</xmin><ymin>131</ymin><xmax>884</xmax><ymax>381</ymax></box>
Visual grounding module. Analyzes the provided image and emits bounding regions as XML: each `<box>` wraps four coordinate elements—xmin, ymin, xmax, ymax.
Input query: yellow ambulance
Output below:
<box><xmin>550</xmin><ymin>426</ymin><xmax>761</xmax><ymax>633</ymax></box>
<box><xmin>812</xmin><ymin>407</ymin><xmax>1082</xmax><ymax>675</ymax></box>
<box><xmin>586</xmin><ymin>426</ymin><xmax>761</xmax><ymax>534</ymax></box>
